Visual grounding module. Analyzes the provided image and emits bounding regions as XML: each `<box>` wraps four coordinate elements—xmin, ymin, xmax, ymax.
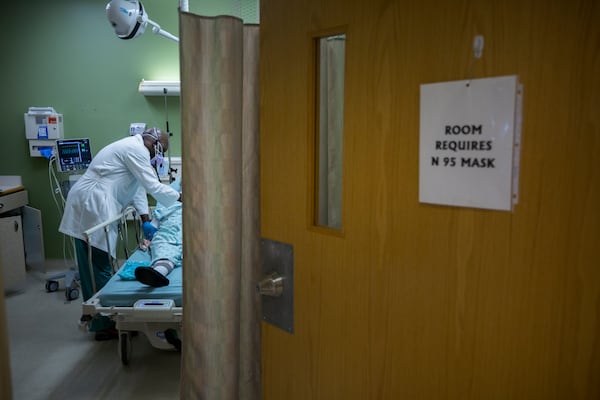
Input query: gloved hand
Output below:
<box><xmin>142</xmin><ymin>221</ymin><xmax>158</xmax><ymax>240</ymax></box>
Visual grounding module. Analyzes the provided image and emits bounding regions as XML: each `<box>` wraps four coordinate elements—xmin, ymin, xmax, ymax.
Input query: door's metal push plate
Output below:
<box><xmin>260</xmin><ymin>238</ymin><xmax>294</xmax><ymax>334</ymax></box>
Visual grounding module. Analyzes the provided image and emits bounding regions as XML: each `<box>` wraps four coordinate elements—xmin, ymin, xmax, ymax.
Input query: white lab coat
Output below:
<box><xmin>59</xmin><ymin>135</ymin><xmax>180</xmax><ymax>257</ymax></box>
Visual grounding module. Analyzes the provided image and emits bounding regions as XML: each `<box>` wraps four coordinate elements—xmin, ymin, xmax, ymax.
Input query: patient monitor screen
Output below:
<box><xmin>56</xmin><ymin>138</ymin><xmax>92</xmax><ymax>172</ymax></box>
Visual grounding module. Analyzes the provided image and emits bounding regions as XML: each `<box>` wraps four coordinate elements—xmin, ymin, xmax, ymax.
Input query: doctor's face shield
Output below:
<box><xmin>143</xmin><ymin>129</ymin><xmax>168</xmax><ymax>152</ymax></box>
<box><xmin>142</xmin><ymin>128</ymin><xmax>168</xmax><ymax>169</ymax></box>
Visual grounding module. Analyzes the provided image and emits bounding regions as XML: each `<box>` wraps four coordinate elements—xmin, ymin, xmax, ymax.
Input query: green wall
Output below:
<box><xmin>0</xmin><ymin>0</ymin><xmax>258</xmax><ymax>259</ymax></box>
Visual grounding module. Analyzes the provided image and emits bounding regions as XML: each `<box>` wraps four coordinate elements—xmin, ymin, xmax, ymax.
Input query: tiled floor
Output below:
<box><xmin>5</xmin><ymin>263</ymin><xmax>181</xmax><ymax>400</ymax></box>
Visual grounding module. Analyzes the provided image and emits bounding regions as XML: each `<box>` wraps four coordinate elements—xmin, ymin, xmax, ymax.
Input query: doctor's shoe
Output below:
<box><xmin>94</xmin><ymin>328</ymin><xmax>119</xmax><ymax>341</ymax></box>
<box><xmin>78</xmin><ymin>314</ymin><xmax>92</xmax><ymax>333</ymax></box>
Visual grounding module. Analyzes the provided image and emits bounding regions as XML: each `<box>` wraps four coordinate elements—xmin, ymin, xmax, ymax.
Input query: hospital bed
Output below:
<box><xmin>81</xmin><ymin>205</ymin><xmax>182</xmax><ymax>366</ymax></box>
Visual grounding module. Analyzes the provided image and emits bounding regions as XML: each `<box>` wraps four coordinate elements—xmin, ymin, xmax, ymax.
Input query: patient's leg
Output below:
<box><xmin>135</xmin><ymin>259</ymin><xmax>175</xmax><ymax>287</ymax></box>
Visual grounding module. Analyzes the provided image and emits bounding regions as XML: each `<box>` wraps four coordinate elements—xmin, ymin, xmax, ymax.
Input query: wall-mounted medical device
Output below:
<box><xmin>55</xmin><ymin>138</ymin><xmax>93</xmax><ymax>173</ymax></box>
<box><xmin>25</xmin><ymin>107</ymin><xmax>64</xmax><ymax>157</ymax></box>
<box><xmin>25</xmin><ymin>107</ymin><xmax>64</xmax><ymax>140</ymax></box>
<box><xmin>129</xmin><ymin>122</ymin><xmax>147</xmax><ymax>135</ymax></box>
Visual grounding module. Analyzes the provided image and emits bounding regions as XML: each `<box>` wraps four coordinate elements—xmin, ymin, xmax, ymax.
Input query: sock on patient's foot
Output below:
<box><xmin>135</xmin><ymin>266</ymin><xmax>170</xmax><ymax>287</ymax></box>
<box><xmin>153</xmin><ymin>259</ymin><xmax>175</xmax><ymax>275</ymax></box>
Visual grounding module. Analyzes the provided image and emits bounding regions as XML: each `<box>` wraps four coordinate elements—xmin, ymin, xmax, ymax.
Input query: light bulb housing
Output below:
<box><xmin>138</xmin><ymin>80</ymin><xmax>181</xmax><ymax>96</ymax></box>
<box><xmin>106</xmin><ymin>0</ymin><xmax>147</xmax><ymax>40</ymax></box>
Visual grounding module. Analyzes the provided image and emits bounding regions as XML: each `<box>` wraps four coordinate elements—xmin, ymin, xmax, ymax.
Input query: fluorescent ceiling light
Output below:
<box><xmin>138</xmin><ymin>80</ymin><xmax>180</xmax><ymax>96</ymax></box>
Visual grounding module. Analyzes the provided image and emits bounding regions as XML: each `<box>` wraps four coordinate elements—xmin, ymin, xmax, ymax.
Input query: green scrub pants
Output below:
<box><xmin>75</xmin><ymin>238</ymin><xmax>115</xmax><ymax>332</ymax></box>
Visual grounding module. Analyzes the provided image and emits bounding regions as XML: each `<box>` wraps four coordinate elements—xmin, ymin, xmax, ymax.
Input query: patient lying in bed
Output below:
<box><xmin>120</xmin><ymin>179</ymin><xmax>182</xmax><ymax>287</ymax></box>
<box><xmin>135</xmin><ymin>196</ymin><xmax>182</xmax><ymax>287</ymax></box>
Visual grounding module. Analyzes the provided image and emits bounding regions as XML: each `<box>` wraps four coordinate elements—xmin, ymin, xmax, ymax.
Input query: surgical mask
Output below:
<box><xmin>155</xmin><ymin>157</ymin><xmax>169</xmax><ymax>178</ymax></box>
<box><xmin>151</xmin><ymin>152</ymin><xmax>164</xmax><ymax>168</ymax></box>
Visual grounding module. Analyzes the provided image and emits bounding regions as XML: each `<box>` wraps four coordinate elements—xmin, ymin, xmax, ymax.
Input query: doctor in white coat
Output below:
<box><xmin>59</xmin><ymin>127</ymin><xmax>181</xmax><ymax>340</ymax></box>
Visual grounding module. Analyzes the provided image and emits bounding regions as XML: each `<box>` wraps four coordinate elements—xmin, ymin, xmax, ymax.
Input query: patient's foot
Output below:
<box><xmin>135</xmin><ymin>266</ymin><xmax>170</xmax><ymax>287</ymax></box>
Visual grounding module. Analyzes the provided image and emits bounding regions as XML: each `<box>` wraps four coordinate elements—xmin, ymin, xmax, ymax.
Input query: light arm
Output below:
<box><xmin>144</xmin><ymin>17</ymin><xmax>179</xmax><ymax>42</ymax></box>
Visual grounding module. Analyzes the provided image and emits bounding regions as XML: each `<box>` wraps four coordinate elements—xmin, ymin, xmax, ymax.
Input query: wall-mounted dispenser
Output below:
<box><xmin>24</xmin><ymin>107</ymin><xmax>64</xmax><ymax>157</ymax></box>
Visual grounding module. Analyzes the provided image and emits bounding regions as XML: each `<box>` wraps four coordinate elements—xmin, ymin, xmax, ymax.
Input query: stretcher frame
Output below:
<box><xmin>80</xmin><ymin>206</ymin><xmax>183</xmax><ymax>365</ymax></box>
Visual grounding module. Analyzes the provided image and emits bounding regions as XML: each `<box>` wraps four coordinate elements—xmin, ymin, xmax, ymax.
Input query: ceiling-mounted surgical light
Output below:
<box><xmin>138</xmin><ymin>80</ymin><xmax>180</xmax><ymax>96</ymax></box>
<box><xmin>106</xmin><ymin>0</ymin><xmax>179</xmax><ymax>42</ymax></box>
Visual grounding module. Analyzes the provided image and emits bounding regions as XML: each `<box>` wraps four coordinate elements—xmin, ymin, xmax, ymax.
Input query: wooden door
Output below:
<box><xmin>259</xmin><ymin>0</ymin><xmax>600</xmax><ymax>399</ymax></box>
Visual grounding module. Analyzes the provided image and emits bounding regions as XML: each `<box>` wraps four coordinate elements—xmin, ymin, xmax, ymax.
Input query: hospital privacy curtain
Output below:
<box><xmin>179</xmin><ymin>13</ymin><xmax>261</xmax><ymax>400</ymax></box>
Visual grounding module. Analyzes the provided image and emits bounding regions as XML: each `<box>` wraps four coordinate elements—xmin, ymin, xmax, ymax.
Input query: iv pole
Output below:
<box><xmin>163</xmin><ymin>88</ymin><xmax>177</xmax><ymax>183</ymax></box>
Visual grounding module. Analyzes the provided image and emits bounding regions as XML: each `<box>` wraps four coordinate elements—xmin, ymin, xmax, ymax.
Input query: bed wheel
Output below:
<box><xmin>65</xmin><ymin>287</ymin><xmax>80</xmax><ymax>301</ymax></box>
<box><xmin>45</xmin><ymin>280</ymin><xmax>59</xmax><ymax>292</ymax></box>
<box><xmin>119</xmin><ymin>333</ymin><xmax>132</xmax><ymax>366</ymax></box>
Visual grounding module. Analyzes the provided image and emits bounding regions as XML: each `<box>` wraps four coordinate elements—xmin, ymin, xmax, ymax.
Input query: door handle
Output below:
<box><xmin>260</xmin><ymin>238</ymin><xmax>294</xmax><ymax>333</ymax></box>
<box><xmin>257</xmin><ymin>271</ymin><xmax>284</xmax><ymax>297</ymax></box>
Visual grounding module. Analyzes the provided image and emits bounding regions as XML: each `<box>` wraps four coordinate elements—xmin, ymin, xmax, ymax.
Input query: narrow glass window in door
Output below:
<box><xmin>315</xmin><ymin>33</ymin><xmax>345</xmax><ymax>230</ymax></box>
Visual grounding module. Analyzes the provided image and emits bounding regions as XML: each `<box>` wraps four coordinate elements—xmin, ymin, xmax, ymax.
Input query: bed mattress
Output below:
<box><xmin>98</xmin><ymin>249</ymin><xmax>183</xmax><ymax>307</ymax></box>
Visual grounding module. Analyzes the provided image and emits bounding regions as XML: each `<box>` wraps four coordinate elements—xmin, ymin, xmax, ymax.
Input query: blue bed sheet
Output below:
<box><xmin>98</xmin><ymin>249</ymin><xmax>183</xmax><ymax>307</ymax></box>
